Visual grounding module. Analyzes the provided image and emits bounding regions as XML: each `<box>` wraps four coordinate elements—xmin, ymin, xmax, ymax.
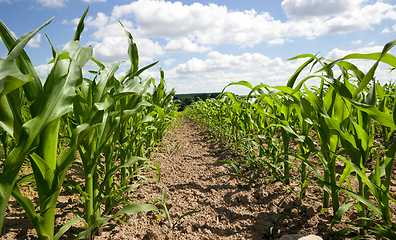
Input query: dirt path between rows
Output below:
<box><xmin>94</xmin><ymin>118</ymin><xmax>344</xmax><ymax>240</ymax></box>
<box><xmin>1</xmin><ymin>118</ymin><xmax>363</xmax><ymax>239</ymax></box>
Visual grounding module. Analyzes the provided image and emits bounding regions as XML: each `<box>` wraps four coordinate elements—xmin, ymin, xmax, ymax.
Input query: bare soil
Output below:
<box><xmin>1</xmin><ymin>118</ymin><xmax>395</xmax><ymax>239</ymax></box>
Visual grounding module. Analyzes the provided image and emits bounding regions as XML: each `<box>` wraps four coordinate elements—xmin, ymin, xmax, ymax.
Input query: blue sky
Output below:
<box><xmin>1</xmin><ymin>0</ymin><xmax>396</xmax><ymax>94</ymax></box>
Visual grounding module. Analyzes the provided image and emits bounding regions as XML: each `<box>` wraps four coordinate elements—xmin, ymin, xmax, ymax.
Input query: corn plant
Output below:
<box><xmin>0</xmin><ymin>10</ymin><xmax>93</xmax><ymax>240</ymax></box>
<box><xmin>0</xmin><ymin>7</ymin><xmax>177</xmax><ymax>240</ymax></box>
<box><xmin>185</xmin><ymin>38</ymin><xmax>396</xmax><ymax>239</ymax></box>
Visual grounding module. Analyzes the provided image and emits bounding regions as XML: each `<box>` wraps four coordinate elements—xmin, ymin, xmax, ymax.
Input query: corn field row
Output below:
<box><xmin>0</xmin><ymin>8</ymin><xmax>179</xmax><ymax>240</ymax></box>
<box><xmin>185</xmin><ymin>40</ymin><xmax>396</xmax><ymax>239</ymax></box>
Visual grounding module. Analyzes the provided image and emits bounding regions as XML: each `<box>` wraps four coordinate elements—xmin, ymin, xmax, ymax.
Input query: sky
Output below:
<box><xmin>1</xmin><ymin>0</ymin><xmax>396</xmax><ymax>94</ymax></box>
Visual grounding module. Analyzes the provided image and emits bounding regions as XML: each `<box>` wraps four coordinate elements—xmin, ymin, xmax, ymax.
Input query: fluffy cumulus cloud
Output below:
<box><xmin>268</xmin><ymin>38</ymin><xmax>285</xmax><ymax>46</ymax></box>
<box><xmin>164</xmin><ymin>37</ymin><xmax>210</xmax><ymax>53</ymax></box>
<box><xmin>172</xmin><ymin>51</ymin><xmax>283</xmax><ymax>75</ymax></box>
<box><xmin>105</xmin><ymin>0</ymin><xmax>396</xmax><ymax>46</ymax></box>
<box><xmin>110</xmin><ymin>1</ymin><xmax>281</xmax><ymax>46</ymax></box>
<box><xmin>57</xmin><ymin>0</ymin><xmax>396</xmax><ymax>93</ymax></box>
<box><xmin>281</xmin><ymin>0</ymin><xmax>396</xmax><ymax>35</ymax></box>
<box><xmin>36</xmin><ymin>0</ymin><xmax>68</xmax><ymax>8</ymax></box>
<box><xmin>62</xmin><ymin>0</ymin><xmax>396</xmax><ymax>66</ymax></box>
<box><xmin>159</xmin><ymin>51</ymin><xmax>300</xmax><ymax>93</ymax></box>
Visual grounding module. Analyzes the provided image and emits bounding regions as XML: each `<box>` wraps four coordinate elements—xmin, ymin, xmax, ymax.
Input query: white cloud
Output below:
<box><xmin>160</xmin><ymin>51</ymin><xmax>297</xmax><ymax>94</ymax></box>
<box><xmin>36</xmin><ymin>0</ymin><xmax>68</xmax><ymax>8</ymax></box>
<box><xmin>381</xmin><ymin>27</ymin><xmax>391</xmax><ymax>34</ymax></box>
<box><xmin>172</xmin><ymin>51</ymin><xmax>284</xmax><ymax>75</ymax></box>
<box><xmin>63</xmin><ymin>17</ymin><xmax>80</xmax><ymax>26</ymax></box>
<box><xmin>27</xmin><ymin>33</ymin><xmax>42</xmax><ymax>48</ymax></box>
<box><xmin>163</xmin><ymin>58</ymin><xmax>176</xmax><ymax>66</ymax></box>
<box><xmin>352</xmin><ymin>40</ymin><xmax>362</xmax><ymax>44</ymax></box>
<box><xmin>92</xmin><ymin>35</ymin><xmax>163</xmax><ymax>66</ymax></box>
<box><xmin>90</xmin><ymin>21</ymin><xmax>132</xmax><ymax>39</ymax></box>
<box><xmin>106</xmin><ymin>0</ymin><xmax>396</xmax><ymax>44</ymax></box>
<box><xmin>268</xmin><ymin>38</ymin><xmax>285</xmax><ymax>46</ymax></box>
<box><xmin>393</xmin><ymin>24</ymin><xmax>396</xmax><ymax>31</ymax></box>
<box><xmin>367</xmin><ymin>41</ymin><xmax>375</xmax><ymax>46</ymax></box>
<box><xmin>164</xmin><ymin>37</ymin><xmax>210</xmax><ymax>53</ymax></box>
<box><xmin>86</xmin><ymin>12</ymin><xmax>109</xmax><ymax>28</ymax></box>
<box><xmin>64</xmin><ymin>0</ymin><xmax>396</xmax><ymax>82</ymax></box>
<box><xmin>281</xmin><ymin>0</ymin><xmax>366</xmax><ymax>19</ymax></box>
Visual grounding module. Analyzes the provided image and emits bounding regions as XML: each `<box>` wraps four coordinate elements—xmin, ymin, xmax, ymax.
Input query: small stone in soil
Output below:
<box><xmin>279</xmin><ymin>234</ymin><xmax>323</xmax><ymax>240</ymax></box>
<box><xmin>182</xmin><ymin>225</ymin><xmax>193</xmax><ymax>233</ymax></box>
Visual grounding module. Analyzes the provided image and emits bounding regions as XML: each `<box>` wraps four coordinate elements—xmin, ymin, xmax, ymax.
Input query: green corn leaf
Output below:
<box><xmin>122</xmin><ymin>61</ymin><xmax>159</xmax><ymax>83</ymax></box>
<box><xmin>338</xmin><ymin>157</ymin><xmax>354</xmax><ymax>186</ymax></box>
<box><xmin>393</xmin><ymin>100</ymin><xmax>396</xmax><ymax>125</ymax></box>
<box><xmin>222</xmin><ymin>80</ymin><xmax>253</xmax><ymax>93</ymax></box>
<box><xmin>54</xmin><ymin>218</ymin><xmax>81</xmax><ymax>240</ymax></box>
<box><xmin>349</xmin><ymin>99</ymin><xmax>396</xmax><ymax>130</ymax></box>
<box><xmin>73</xmin><ymin>6</ymin><xmax>89</xmax><ymax>41</ymax></box>
<box><xmin>154</xmin><ymin>104</ymin><xmax>166</xmax><ymax>121</ymax></box>
<box><xmin>120</xmin><ymin>21</ymin><xmax>139</xmax><ymax>73</ymax></box>
<box><xmin>44</xmin><ymin>33</ymin><xmax>56</xmax><ymax>59</ymax></box>
<box><xmin>76</xmin><ymin>204</ymin><xmax>159</xmax><ymax>239</ymax></box>
<box><xmin>343</xmin><ymin>52</ymin><xmax>396</xmax><ymax>68</ymax></box>
<box><xmin>0</xmin><ymin>59</ymin><xmax>33</xmax><ymax>97</ymax></box>
<box><xmin>6</xmin><ymin>17</ymin><xmax>53</xmax><ymax>61</ymax></box>
<box><xmin>91</xmin><ymin>57</ymin><xmax>105</xmax><ymax>70</ymax></box>
<box><xmin>329</xmin><ymin>202</ymin><xmax>354</xmax><ymax>231</ymax></box>
<box><xmin>100</xmin><ymin>156</ymin><xmax>146</xmax><ymax>187</ymax></box>
<box><xmin>365</xmin><ymin>80</ymin><xmax>376</xmax><ymax>105</ymax></box>
<box><xmin>0</xmin><ymin>19</ymin><xmax>44</xmax><ymax>103</ymax></box>
<box><xmin>93</xmin><ymin>61</ymin><xmax>121</xmax><ymax>103</ymax></box>
<box><xmin>61</xmin><ymin>41</ymin><xmax>93</xmax><ymax>68</ymax></box>
<box><xmin>103</xmin><ymin>77</ymin><xmax>151</xmax><ymax>112</ymax></box>
<box><xmin>15</xmin><ymin>173</ymin><xmax>34</xmax><ymax>186</ymax></box>
<box><xmin>335</xmin><ymin>220</ymin><xmax>396</xmax><ymax>239</ymax></box>
<box><xmin>287</xmin><ymin>56</ymin><xmax>316</xmax><ymax>88</ymax></box>
<box><xmin>0</xmin><ymin>96</ymin><xmax>16</xmax><ymax>137</ymax></box>
<box><xmin>23</xmin><ymin>58</ymin><xmax>82</xmax><ymax>134</ymax></box>
<box><xmin>11</xmin><ymin>185</ymin><xmax>46</xmax><ymax>237</ymax></box>
<box><xmin>338</xmin><ymin>61</ymin><xmax>364</xmax><ymax>82</ymax></box>
<box><xmin>0</xmin><ymin>58</ymin><xmax>81</xmax><ymax>234</ymax></box>
<box><xmin>352</xmin><ymin>39</ymin><xmax>396</xmax><ymax>98</ymax></box>
<box><xmin>162</xmin><ymin>188</ymin><xmax>167</xmax><ymax>202</ymax></box>
<box><xmin>29</xmin><ymin>152</ymin><xmax>53</xmax><ymax>186</ymax></box>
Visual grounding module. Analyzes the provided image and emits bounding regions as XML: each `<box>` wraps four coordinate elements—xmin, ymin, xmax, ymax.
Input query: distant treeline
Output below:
<box><xmin>174</xmin><ymin>92</ymin><xmax>223</xmax><ymax>111</ymax></box>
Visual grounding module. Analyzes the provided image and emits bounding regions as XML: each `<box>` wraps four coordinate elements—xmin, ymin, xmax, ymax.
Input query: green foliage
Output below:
<box><xmin>185</xmin><ymin>38</ymin><xmax>396</xmax><ymax>239</ymax></box>
<box><xmin>174</xmin><ymin>92</ymin><xmax>223</xmax><ymax>111</ymax></box>
<box><xmin>0</xmin><ymin>7</ymin><xmax>178</xmax><ymax>240</ymax></box>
